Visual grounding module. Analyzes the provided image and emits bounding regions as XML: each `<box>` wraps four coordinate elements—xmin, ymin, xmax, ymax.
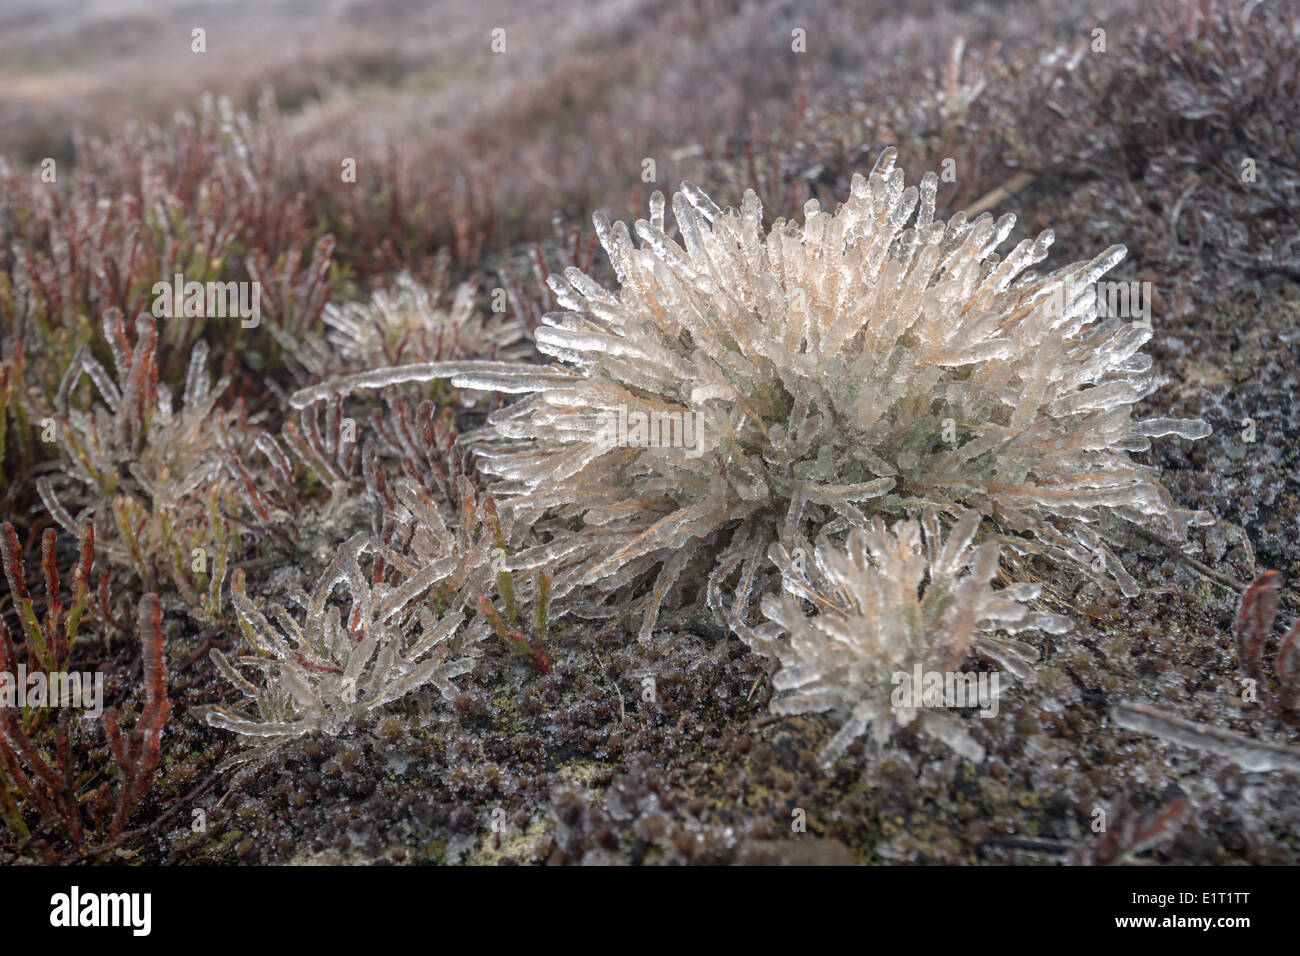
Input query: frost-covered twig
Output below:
<box><xmin>1113</xmin><ymin>701</ymin><xmax>1300</xmax><ymax>774</ymax></box>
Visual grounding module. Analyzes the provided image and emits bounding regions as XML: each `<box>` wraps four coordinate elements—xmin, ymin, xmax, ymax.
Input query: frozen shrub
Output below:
<box><xmin>206</xmin><ymin>457</ymin><xmax>573</xmax><ymax>738</ymax></box>
<box><xmin>263</xmin><ymin>271</ymin><xmax>538</xmax><ymax>554</ymax></box>
<box><xmin>370</xmin><ymin>468</ymin><xmax>574</xmax><ymax>668</ymax></box>
<box><xmin>37</xmin><ymin>311</ymin><xmax>237</xmax><ymax>616</ymax></box>
<box><xmin>293</xmin><ymin>150</ymin><xmax>1210</xmax><ymax>637</ymax></box>
<box><xmin>369</xmin><ymin>475</ymin><xmax>500</xmax><ymax>612</ymax></box>
<box><xmin>322</xmin><ymin>273</ymin><xmax>530</xmax><ymax>372</ymax></box>
<box><xmin>206</xmin><ymin>531</ymin><xmax>488</xmax><ymax>739</ymax></box>
<box><xmin>734</xmin><ymin>511</ymin><xmax>1069</xmax><ymax>766</ymax></box>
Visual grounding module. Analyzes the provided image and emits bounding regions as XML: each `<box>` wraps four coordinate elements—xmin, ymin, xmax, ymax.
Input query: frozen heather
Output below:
<box><xmin>290</xmin><ymin>149</ymin><xmax>1211</xmax><ymax>638</ymax></box>
<box><xmin>734</xmin><ymin>511</ymin><xmax>1070</xmax><ymax>766</ymax></box>
<box><xmin>322</xmin><ymin>274</ymin><xmax>531</xmax><ymax>371</ymax></box>
<box><xmin>205</xmin><ymin>532</ymin><xmax>487</xmax><ymax>738</ymax></box>
<box><xmin>36</xmin><ymin>310</ymin><xmax>236</xmax><ymax>606</ymax></box>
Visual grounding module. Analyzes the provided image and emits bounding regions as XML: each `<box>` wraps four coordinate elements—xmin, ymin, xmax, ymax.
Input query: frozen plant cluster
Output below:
<box><xmin>275</xmin><ymin>149</ymin><xmax>1213</xmax><ymax>761</ymax></box>
<box><xmin>735</xmin><ymin>511</ymin><xmax>1068</xmax><ymax>765</ymax></box>
<box><xmin>321</xmin><ymin>273</ymin><xmax>531</xmax><ymax>371</ymax></box>
<box><xmin>297</xmin><ymin>149</ymin><xmax>1208</xmax><ymax>619</ymax></box>
<box><xmin>207</xmin><ymin>531</ymin><xmax>488</xmax><ymax>738</ymax></box>
<box><xmin>37</xmin><ymin>311</ymin><xmax>239</xmax><ymax>614</ymax></box>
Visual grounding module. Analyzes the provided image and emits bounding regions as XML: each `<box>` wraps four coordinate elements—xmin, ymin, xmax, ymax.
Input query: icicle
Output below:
<box><xmin>1114</xmin><ymin>702</ymin><xmax>1300</xmax><ymax>773</ymax></box>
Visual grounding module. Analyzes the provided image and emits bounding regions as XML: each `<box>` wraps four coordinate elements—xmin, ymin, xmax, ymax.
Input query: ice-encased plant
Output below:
<box><xmin>322</xmin><ymin>274</ymin><xmax>531</xmax><ymax>371</ymax></box>
<box><xmin>734</xmin><ymin>510</ymin><xmax>1069</xmax><ymax>766</ymax></box>
<box><xmin>290</xmin><ymin>148</ymin><xmax>1211</xmax><ymax>637</ymax></box>
<box><xmin>205</xmin><ymin>531</ymin><xmax>487</xmax><ymax>738</ymax></box>
<box><xmin>277</xmin><ymin>273</ymin><xmax>533</xmax><ymax>386</ymax></box>
<box><xmin>207</xmin><ymin>431</ymin><xmax>585</xmax><ymax>739</ymax></box>
<box><xmin>37</xmin><ymin>310</ymin><xmax>238</xmax><ymax>616</ymax></box>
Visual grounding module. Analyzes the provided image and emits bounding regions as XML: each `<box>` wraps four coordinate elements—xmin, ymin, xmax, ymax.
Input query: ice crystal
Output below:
<box><xmin>291</xmin><ymin>149</ymin><xmax>1211</xmax><ymax>637</ymax></box>
<box><xmin>733</xmin><ymin>511</ymin><xmax>1068</xmax><ymax>766</ymax></box>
